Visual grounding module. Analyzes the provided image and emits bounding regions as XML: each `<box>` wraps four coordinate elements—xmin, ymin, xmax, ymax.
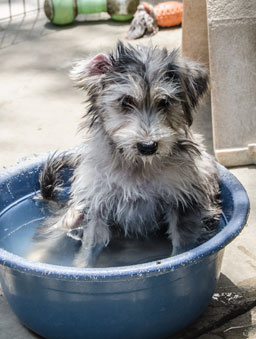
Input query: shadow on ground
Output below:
<box><xmin>175</xmin><ymin>273</ymin><xmax>256</xmax><ymax>338</ymax></box>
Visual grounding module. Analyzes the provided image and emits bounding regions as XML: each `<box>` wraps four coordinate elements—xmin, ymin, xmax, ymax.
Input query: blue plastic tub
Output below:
<box><xmin>0</xmin><ymin>154</ymin><xmax>249</xmax><ymax>338</ymax></box>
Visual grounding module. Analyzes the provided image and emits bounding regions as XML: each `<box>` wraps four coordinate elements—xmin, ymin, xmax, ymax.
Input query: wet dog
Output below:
<box><xmin>27</xmin><ymin>42</ymin><xmax>221</xmax><ymax>267</ymax></box>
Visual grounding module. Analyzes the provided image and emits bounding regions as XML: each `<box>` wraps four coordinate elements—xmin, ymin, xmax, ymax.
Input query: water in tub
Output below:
<box><xmin>0</xmin><ymin>187</ymin><xmax>224</xmax><ymax>268</ymax></box>
<box><xmin>0</xmin><ymin>191</ymin><xmax>174</xmax><ymax>267</ymax></box>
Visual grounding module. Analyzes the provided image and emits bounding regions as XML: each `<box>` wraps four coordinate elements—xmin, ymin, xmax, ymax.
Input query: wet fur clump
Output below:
<box><xmin>27</xmin><ymin>42</ymin><xmax>221</xmax><ymax>267</ymax></box>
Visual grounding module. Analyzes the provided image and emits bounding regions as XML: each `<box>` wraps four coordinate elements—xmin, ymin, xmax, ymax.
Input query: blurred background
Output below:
<box><xmin>0</xmin><ymin>0</ymin><xmax>185</xmax><ymax>168</ymax></box>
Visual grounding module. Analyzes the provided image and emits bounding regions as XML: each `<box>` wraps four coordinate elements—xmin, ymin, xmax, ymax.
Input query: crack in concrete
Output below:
<box><xmin>176</xmin><ymin>299</ymin><xmax>256</xmax><ymax>338</ymax></box>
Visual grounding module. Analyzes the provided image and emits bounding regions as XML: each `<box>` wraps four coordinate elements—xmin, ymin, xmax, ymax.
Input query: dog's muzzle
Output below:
<box><xmin>136</xmin><ymin>141</ymin><xmax>158</xmax><ymax>156</ymax></box>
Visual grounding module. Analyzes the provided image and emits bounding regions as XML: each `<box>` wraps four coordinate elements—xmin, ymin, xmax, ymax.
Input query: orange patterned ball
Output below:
<box><xmin>154</xmin><ymin>1</ymin><xmax>183</xmax><ymax>27</ymax></box>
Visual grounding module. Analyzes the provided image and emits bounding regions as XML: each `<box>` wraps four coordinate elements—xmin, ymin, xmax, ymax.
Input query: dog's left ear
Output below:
<box><xmin>171</xmin><ymin>59</ymin><xmax>209</xmax><ymax>126</ymax></box>
<box><xmin>70</xmin><ymin>53</ymin><xmax>113</xmax><ymax>89</ymax></box>
<box><xmin>180</xmin><ymin>60</ymin><xmax>209</xmax><ymax>126</ymax></box>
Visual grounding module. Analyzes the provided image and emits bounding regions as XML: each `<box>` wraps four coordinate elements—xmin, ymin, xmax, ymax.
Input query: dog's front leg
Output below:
<box><xmin>166</xmin><ymin>209</ymin><xmax>182</xmax><ymax>256</ymax></box>
<box><xmin>167</xmin><ymin>208</ymin><xmax>195</xmax><ymax>256</ymax></box>
<box><xmin>167</xmin><ymin>206</ymin><xmax>203</xmax><ymax>256</ymax></box>
<box><xmin>73</xmin><ymin>216</ymin><xmax>110</xmax><ymax>268</ymax></box>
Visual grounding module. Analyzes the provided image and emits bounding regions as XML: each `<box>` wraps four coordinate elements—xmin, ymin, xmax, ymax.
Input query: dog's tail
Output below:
<box><xmin>40</xmin><ymin>152</ymin><xmax>80</xmax><ymax>201</ymax></box>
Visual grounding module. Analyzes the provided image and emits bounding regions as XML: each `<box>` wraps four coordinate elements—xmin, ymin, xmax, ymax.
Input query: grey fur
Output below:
<box><xmin>27</xmin><ymin>42</ymin><xmax>221</xmax><ymax>267</ymax></box>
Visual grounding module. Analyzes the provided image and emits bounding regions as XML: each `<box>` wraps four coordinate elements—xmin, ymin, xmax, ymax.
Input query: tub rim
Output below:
<box><xmin>0</xmin><ymin>154</ymin><xmax>250</xmax><ymax>281</ymax></box>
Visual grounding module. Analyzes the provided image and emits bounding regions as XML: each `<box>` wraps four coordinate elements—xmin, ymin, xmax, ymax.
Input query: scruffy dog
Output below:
<box><xmin>28</xmin><ymin>42</ymin><xmax>221</xmax><ymax>267</ymax></box>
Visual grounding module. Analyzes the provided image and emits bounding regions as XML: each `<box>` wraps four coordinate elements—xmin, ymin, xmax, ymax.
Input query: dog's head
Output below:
<box><xmin>71</xmin><ymin>42</ymin><xmax>208</xmax><ymax>164</ymax></box>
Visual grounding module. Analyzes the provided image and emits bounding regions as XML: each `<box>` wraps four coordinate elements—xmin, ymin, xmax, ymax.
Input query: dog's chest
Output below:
<box><xmin>78</xmin><ymin>162</ymin><xmax>186</xmax><ymax>234</ymax></box>
<box><xmin>105</xmin><ymin>175</ymin><xmax>170</xmax><ymax>235</ymax></box>
<box><xmin>112</xmin><ymin>194</ymin><xmax>168</xmax><ymax>236</ymax></box>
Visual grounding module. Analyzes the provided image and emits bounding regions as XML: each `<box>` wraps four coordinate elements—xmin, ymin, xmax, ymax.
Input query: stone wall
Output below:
<box><xmin>182</xmin><ymin>0</ymin><xmax>256</xmax><ymax>166</ymax></box>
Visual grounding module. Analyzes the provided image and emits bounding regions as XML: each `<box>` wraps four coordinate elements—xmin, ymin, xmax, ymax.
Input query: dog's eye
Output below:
<box><xmin>121</xmin><ymin>95</ymin><xmax>135</xmax><ymax>110</ymax></box>
<box><xmin>158</xmin><ymin>97</ymin><xmax>172</xmax><ymax>110</ymax></box>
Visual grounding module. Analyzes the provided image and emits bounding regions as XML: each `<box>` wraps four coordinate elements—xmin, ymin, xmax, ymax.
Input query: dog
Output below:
<box><xmin>27</xmin><ymin>42</ymin><xmax>221</xmax><ymax>267</ymax></box>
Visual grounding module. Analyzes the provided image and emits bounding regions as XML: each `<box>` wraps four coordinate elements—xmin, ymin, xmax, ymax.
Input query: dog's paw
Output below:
<box><xmin>171</xmin><ymin>243</ymin><xmax>196</xmax><ymax>256</ymax></box>
<box><xmin>26</xmin><ymin>246</ymin><xmax>48</xmax><ymax>263</ymax></box>
<box><xmin>73</xmin><ymin>244</ymin><xmax>105</xmax><ymax>268</ymax></box>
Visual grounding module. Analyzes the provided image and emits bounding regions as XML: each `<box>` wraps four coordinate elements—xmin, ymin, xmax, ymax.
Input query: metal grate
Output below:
<box><xmin>0</xmin><ymin>0</ymin><xmax>46</xmax><ymax>49</ymax></box>
<box><xmin>0</xmin><ymin>0</ymin><xmax>41</xmax><ymax>22</ymax></box>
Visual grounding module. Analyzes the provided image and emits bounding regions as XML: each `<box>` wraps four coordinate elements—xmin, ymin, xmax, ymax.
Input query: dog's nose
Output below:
<box><xmin>136</xmin><ymin>141</ymin><xmax>158</xmax><ymax>156</ymax></box>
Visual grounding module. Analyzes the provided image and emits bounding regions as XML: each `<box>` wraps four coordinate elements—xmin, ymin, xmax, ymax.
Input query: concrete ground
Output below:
<box><xmin>0</xmin><ymin>7</ymin><xmax>256</xmax><ymax>339</ymax></box>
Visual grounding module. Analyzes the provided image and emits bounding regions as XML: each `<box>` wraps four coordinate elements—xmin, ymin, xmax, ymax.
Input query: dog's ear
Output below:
<box><xmin>166</xmin><ymin>54</ymin><xmax>209</xmax><ymax>126</ymax></box>
<box><xmin>70</xmin><ymin>53</ymin><xmax>113</xmax><ymax>89</ymax></box>
<box><xmin>178</xmin><ymin>60</ymin><xmax>209</xmax><ymax>126</ymax></box>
